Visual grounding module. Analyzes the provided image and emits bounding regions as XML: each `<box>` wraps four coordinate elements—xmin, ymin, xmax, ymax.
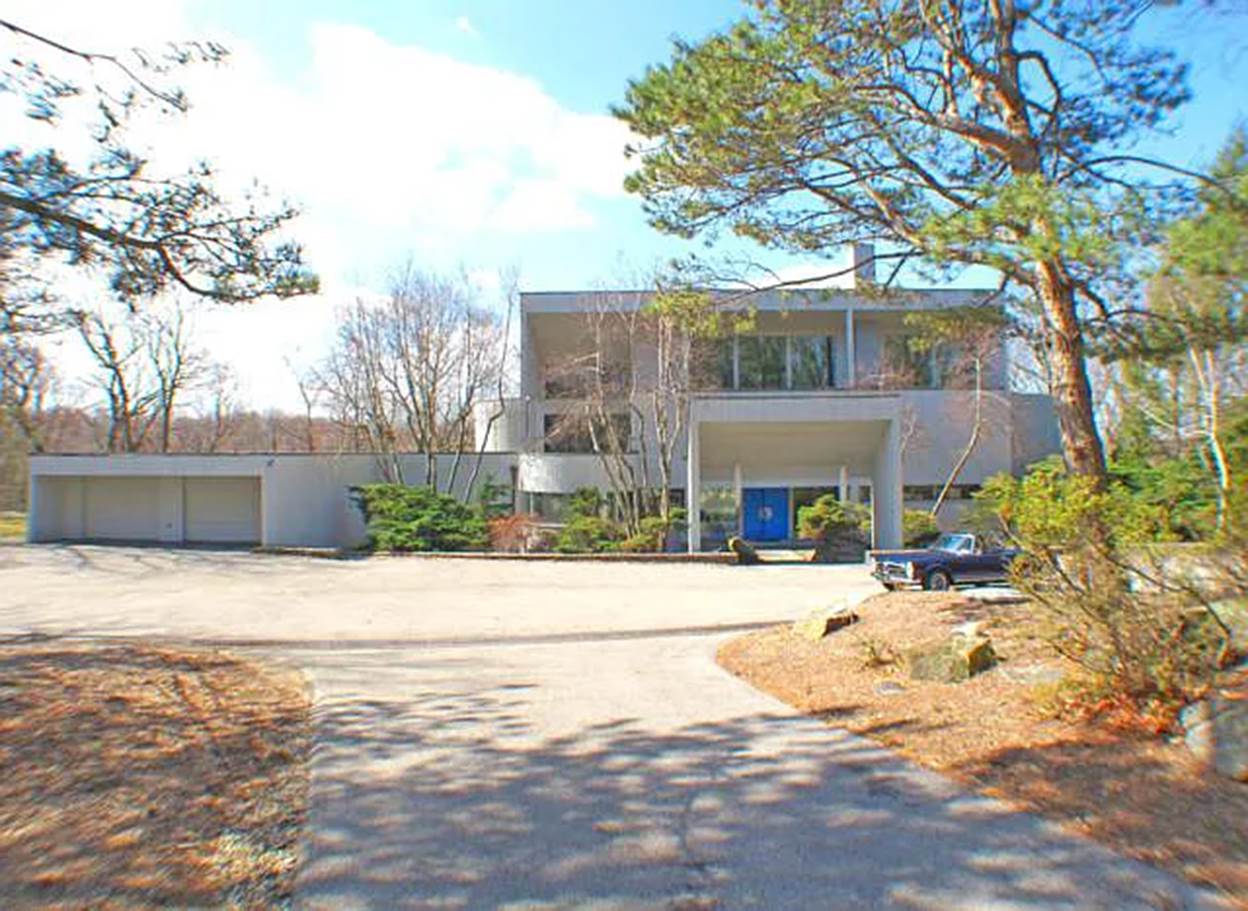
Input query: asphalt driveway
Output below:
<box><xmin>0</xmin><ymin>545</ymin><xmax>1222</xmax><ymax>910</ymax></box>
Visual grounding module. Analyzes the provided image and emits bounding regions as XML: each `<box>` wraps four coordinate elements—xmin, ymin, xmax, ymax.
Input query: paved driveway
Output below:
<box><xmin>0</xmin><ymin>545</ymin><xmax>1221</xmax><ymax>910</ymax></box>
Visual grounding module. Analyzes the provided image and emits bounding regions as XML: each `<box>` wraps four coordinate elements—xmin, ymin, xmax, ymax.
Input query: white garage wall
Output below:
<box><xmin>29</xmin><ymin>453</ymin><xmax>518</xmax><ymax>549</ymax></box>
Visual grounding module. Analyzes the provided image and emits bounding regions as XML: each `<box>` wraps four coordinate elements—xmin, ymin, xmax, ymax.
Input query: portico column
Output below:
<box><xmin>844</xmin><ymin>307</ymin><xmax>856</xmax><ymax>388</ymax></box>
<box><xmin>733</xmin><ymin>462</ymin><xmax>743</xmax><ymax>536</ymax></box>
<box><xmin>687</xmin><ymin>418</ymin><xmax>702</xmax><ymax>553</ymax></box>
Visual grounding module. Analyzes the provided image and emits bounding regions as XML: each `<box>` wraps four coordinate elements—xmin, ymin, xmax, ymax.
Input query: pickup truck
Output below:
<box><xmin>870</xmin><ymin>533</ymin><xmax>1018</xmax><ymax>591</ymax></box>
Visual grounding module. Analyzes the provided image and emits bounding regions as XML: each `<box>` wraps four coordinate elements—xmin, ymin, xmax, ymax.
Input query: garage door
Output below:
<box><xmin>184</xmin><ymin>477</ymin><xmax>261</xmax><ymax>544</ymax></box>
<box><xmin>84</xmin><ymin>477</ymin><xmax>162</xmax><ymax>541</ymax></box>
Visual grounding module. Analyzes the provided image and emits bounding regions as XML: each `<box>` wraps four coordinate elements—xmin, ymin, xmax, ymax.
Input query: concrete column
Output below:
<box><xmin>26</xmin><ymin>473</ymin><xmax>41</xmax><ymax>542</ymax></box>
<box><xmin>844</xmin><ymin>308</ymin><xmax>856</xmax><ymax>388</ymax></box>
<box><xmin>687</xmin><ymin>418</ymin><xmax>701</xmax><ymax>552</ymax></box>
<box><xmin>838</xmin><ymin>465</ymin><xmax>849</xmax><ymax>502</ymax></box>
<box><xmin>871</xmin><ymin>418</ymin><xmax>904</xmax><ymax>549</ymax></box>
<box><xmin>733</xmin><ymin>462</ymin><xmax>743</xmax><ymax>536</ymax></box>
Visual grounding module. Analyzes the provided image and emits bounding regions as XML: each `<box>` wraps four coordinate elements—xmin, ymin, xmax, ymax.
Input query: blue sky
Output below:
<box><xmin>7</xmin><ymin>1</ymin><xmax>1246</xmax><ymax>409</ymax></box>
<box><xmin>179</xmin><ymin>0</ymin><xmax>1245</xmax><ymax>293</ymax></box>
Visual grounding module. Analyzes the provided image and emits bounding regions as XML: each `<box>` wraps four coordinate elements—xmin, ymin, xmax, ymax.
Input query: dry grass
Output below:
<box><xmin>718</xmin><ymin>591</ymin><xmax>1248</xmax><ymax>907</ymax></box>
<box><xmin>0</xmin><ymin>512</ymin><xmax>25</xmax><ymax>540</ymax></box>
<box><xmin>0</xmin><ymin>639</ymin><xmax>312</xmax><ymax>910</ymax></box>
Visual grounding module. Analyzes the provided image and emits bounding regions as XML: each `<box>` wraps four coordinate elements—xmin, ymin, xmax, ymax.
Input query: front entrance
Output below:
<box><xmin>742</xmin><ymin>487</ymin><xmax>789</xmax><ymax>542</ymax></box>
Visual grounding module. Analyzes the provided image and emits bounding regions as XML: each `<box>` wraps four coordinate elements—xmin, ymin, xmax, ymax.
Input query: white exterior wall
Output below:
<box><xmin>29</xmin><ymin>452</ymin><xmax>515</xmax><ymax>549</ymax></box>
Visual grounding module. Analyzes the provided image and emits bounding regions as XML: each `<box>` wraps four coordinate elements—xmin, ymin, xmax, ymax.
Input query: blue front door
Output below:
<box><xmin>742</xmin><ymin>487</ymin><xmax>789</xmax><ymax>541</ymax></box>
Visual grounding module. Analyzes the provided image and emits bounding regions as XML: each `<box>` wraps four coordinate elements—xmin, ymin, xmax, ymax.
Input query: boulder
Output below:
<box><xmin>792</xmin><ymin>607</ymin><xmax>859</xmax><ymax>642</ymax></box>
<box><xmin>908</xmin><ymin>633</ymin><xmax>997</xmax><ymax>683</ymax></box>
<box><xmin>727</xmin><ymin>536</ymin><xmax>760</xmax><ymax>565</ymax></box>
<box><xmin>1182</xmin><ymin>671</ymin><xmax>1248</xmax><ymax>783</ymax></box>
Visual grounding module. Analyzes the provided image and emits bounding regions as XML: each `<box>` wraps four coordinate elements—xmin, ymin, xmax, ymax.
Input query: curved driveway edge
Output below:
<box><xmin>0</xmin><ymin>546</ymin><xmax>1225</xmax><ymax>910</ymax></box>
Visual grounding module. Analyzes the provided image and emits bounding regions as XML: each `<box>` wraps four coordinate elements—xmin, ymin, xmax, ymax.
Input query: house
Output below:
<box><xmin>26</xmin><ymin>246</ymin><xmax>1061</xmax><ymax>551</ymax></box>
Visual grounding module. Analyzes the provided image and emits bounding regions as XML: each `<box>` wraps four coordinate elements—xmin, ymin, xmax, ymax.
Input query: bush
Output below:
<box><xmin>618</xmin><ymin>509</ymin><xmax>687</xmax><ymax>553</ymax></box>
<box><xmin>487</xmin><ymin>513</ymin><xmax>540</xmax><ymax>553</ymax></box>
<box><xmin>568</xmin><ymin>487</ymin><xmax>604</xmax><ymax>519</ymax></box>
<box><xmin>352</xmin><ymin>484</ymin><xmax>488</xmax><ymax>552</ymax></box>
<box><xmin>797</xmin><ymin>495</ymin><xmax>871</xmax><ymax>561</ymax></box>
<box><xmin>903</xmin><ymin>509</ymin><xmax>941</xmax><ymax>547</ymax></box>
<box><xmin>975</xmin><ymin>459</ymin><xmax>1240</xmax><ymax>729</ymax></box>
<box><xmin>554</xmin><ymin>516</ymin><xmax>623</xmax><ymax>554</ymax></box>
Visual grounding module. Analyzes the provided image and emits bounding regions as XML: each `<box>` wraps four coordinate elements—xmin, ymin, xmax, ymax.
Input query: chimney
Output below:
<box><xmin>851</xmin><ymin>242</ymin><xmax>875</xmax><ymax>287</ymax></box>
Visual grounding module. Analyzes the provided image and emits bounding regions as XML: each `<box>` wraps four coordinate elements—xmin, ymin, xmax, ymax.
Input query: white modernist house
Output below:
<box><xmin>27</xmin><ymin>249</ymin><xmax>1061</xmax><ymax>551</ymax></box>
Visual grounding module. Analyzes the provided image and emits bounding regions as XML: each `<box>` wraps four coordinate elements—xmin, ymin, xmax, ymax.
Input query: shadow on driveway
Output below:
<box><xmin>298</xmin><ymin>671</ymin><xmax>1214</xmax><ymax>911</ymax></box>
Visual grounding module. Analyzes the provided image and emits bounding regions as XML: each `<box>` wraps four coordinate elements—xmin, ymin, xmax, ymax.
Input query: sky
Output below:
<box><xmin>4</xmin><ymin>1</ymin><xmax>1246</xmax><ymax>411</ymax></box>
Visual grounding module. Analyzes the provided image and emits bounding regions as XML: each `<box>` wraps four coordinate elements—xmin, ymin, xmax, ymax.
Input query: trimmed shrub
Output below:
<box><xmin>352</xmin><ymin>484</ymin><xmax>488</xmax><ymax>552</ymax></box>
<box><xmin>618</xmin><ymin>509</ymin><xmax>687</xmax><ymax>553</ymax></box>
<box><xmin>798</xmin><ymin>494</ymin><xmax>871</xmax><ymax>562</ymax></box>
<box><xmin>554</xmin><ymin>516</ymin><xmax>623</xmax><ymax>554</ymax></box>
<box><xmin>903</xmin><ymin>509</ymin><xmax>941</xmax><ymax>547</ymax></box>
<box><xmin>568</xmin><ymin>487</ymin><xmax>604</xmax><ymax>519</ymax></box>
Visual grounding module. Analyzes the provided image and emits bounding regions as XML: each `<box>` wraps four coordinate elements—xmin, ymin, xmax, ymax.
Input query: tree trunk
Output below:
<box><xmin>1035</xmin><ymin>261</ymin><xmax>1107</xmax><ymax>482</ymax></box>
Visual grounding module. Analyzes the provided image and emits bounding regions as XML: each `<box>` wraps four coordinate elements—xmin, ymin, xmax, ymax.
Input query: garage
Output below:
<box><xmin>30</xmin><ymin>471</ymin><xmax>263</xmax><ymax>546</ymax></box>
<box><xmin>84</xmin><ymin>477</ymin><xmax>163</xmax><ymax>541</ymax></box>
<box><xmin>183</xmin><ymin>477</ymin><xmax>261</xmax><ymax>544</ymax></box>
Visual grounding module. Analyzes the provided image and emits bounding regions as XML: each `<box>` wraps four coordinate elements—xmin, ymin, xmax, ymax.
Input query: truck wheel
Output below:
<box><xmin>925</xmin><ymin>569</ymin><xmax>952</xmax><ymax>592</ymax></box>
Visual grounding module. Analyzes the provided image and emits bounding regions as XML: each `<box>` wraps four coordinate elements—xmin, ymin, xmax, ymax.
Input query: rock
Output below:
<box><xmin>728</xmin><ymin>536</ymin><xmax>760</xmax><ymax>565</ymax></box>
<box><xmin>1212</xmin><ymin>598</ymin><xmax>1248</xmax><ymax>653</ymax></box>
<box><xmin>874</xmin><ymin>681</ymin><xmax>906</xmax><ymax>697</ymax></box>
<box><xmin>792</xmin><ymin>607</ymin><xmax>859</xmax><ymax>642</ymax></box>
<box><xmin>1183</xmin><ymin>675</ymin><xmax>1248</xmax><ymax>783</ymax></box>
<box><xmin>907</xmin><ymin>633</ymin><xmax>997</xmax><ymax>683</ymax></box>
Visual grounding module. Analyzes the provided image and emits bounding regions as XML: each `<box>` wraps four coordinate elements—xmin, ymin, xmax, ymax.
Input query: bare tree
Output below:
<box><xmin>544</xmin><ymin>280</ymin><xmax>720</xmax><ymax>537</ymax></box>
<box><xmin>905</xmin><ymin>307</ymin><xmax>1010</xmax><ymax>517</ymax></box>
<box><xmin>314</xmin><ymin>265</ymin><xmax>507</xmax><ymax>492</ymax></box>
<box><xmin>74</xmin><ymin>305</ymin><xmax>210</xmax><ymax>452</ymax></box>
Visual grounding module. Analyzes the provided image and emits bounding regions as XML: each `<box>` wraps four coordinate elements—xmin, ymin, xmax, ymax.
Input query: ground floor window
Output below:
<box><xmin>699</xmin><ymin>486</ymin><xmax>738</xmax><ymax>543</ymax></box>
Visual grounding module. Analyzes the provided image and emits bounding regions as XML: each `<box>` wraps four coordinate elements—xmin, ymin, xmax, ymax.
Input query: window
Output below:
<box><xmin>882</xmin><ymin>336</ymin><xmax>935</xmax><ymax>388</ymax></box>
<box><xmin>790</xmin><ymin>336</ymin><xmax>835</xmax><ymax>389</ymax></box>
<box><xmin>543</xmin><ymin>412</ymin><xmax>631</xmax><ymax>453</ymax></box>
<box><xmin>715</xmin><ymin>338</ymin><xmax>735</xmax><ymax>389</ymax></box>
<box><xmin>737</xmin><ymin>335</ymin><xmax>787</xmax><ymax>389</ymax></box>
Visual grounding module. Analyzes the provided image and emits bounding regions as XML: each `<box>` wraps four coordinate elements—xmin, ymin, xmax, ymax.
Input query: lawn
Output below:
<box><xmin>0</xmin><ymin>512</ymin><xmax>25</xmax><ymax>540</ymax></box>
<box><xmin>0</xmin><ymin>640</ymin><xmax>312</xmax><ymax>909</ymax></box>
<box><xmin>718</xmin><ymin>591</ymin><xmax>1248</xmax><ymax>906</ymax></box>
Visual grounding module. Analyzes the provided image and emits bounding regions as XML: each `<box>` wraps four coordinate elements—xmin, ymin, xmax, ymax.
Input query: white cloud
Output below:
<box><xmin>454</xmin><ymin>16</ymin><xmax>479</xmax><ymax>37</ymax></box>
<box><xmin>3</xmin><ymin>2</ymin><xmax>636</xmax><ymax>410</ymax></box>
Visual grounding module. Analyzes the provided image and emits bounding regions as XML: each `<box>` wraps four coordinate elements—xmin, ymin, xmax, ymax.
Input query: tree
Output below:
<box><xmin>1114</xmin><ymin>131</ymin><xmax>1248</xmax><ymax>529</ymax></box>
<box><xmin>905</xmin><ymin>305</ymin><xmax>1010</xmax><ymax>516</ymax></box>
<box><xmin>615</xmin><ymin>0</ymin><xmax>1206</xmax><ymax>484</ymax></box>
<box><xmin>543</xmin><ymin>279</ymin><xmax>721</xmax><ymax>536</ymax></box>
<box><xmin>74</xmin><ymin>305</ymin><xmax>211</xmax><ymax>452</ymax></box>
<box><xmin>1</xmin><ymin>18</ymin><xmax>316</xmax><ymax>333</ymax></box>
<box><xmin>315</xmin><ymin>266</ymin><xmax>507</xmax><ymax>490</ymax></box>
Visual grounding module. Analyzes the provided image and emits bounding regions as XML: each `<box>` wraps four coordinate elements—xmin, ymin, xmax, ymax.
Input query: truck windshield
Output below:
<box><xmin>931</xmin><ymin>534</ymin><xmax>974</xmax><ymax>553</ymax></box>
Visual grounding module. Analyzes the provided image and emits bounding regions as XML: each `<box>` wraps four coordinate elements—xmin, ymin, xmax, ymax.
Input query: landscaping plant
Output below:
<box><xmin>976</xmin><ymin>459</ymin><xmax>1243</xmax><ymax>729</ymax></box>
<box><xmin>797</xmin><ymin>495</ymin><xmax>871</xmax><ymax>563</ymax></box>
<box><xmin>903</xmin><ymin>509</ymin><xmax>941</xmax><ymax>548</ymax></box>
<box><xmin>352</xmin><ymin>484</ymin><xmax>488</xmax><ymax>552</ymax></box>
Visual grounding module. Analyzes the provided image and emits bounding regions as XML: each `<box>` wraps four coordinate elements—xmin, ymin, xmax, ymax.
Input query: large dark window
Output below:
<box><xmin>790</xmin><ymin>336</ymin><xmax>834</xmax><ymax>389</ymax></box>
<box><xmin>543</xmin><ymin>412</ymin><xmax>631</xmax><ymax>453</ymax></box>
<box><xmin>737</xmin><ymin>336</ymin><xmax>787</xmax><ymax>389</ymax></box>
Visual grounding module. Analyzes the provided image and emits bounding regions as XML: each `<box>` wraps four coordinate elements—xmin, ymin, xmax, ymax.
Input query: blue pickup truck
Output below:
<box><xmin>870</xmin><ymin>533</ymin><xmax>1019</xmax><ymax>591</ymax></box>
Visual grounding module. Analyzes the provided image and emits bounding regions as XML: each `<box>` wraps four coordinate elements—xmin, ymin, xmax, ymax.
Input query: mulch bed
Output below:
<box><xmin>0</xmin><ymin>640</ymin><xmax>312</xmax><ymax>910</ymax></box>
<box><xmin>718</xmin><ymin>591</ymin><xmax>1248</xmax><ymax>907</ymax></box>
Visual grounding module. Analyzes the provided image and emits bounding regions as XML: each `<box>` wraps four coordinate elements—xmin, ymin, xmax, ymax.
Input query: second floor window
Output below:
<box><xmin>710</xmin><ymin>334</ymin><xmax>837</xmax><ymax>391</ymax></box>
<box><xmin>544</xmin><ymin>412</ymin><xmax>632</xmax><ymax>454</ymax></box>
